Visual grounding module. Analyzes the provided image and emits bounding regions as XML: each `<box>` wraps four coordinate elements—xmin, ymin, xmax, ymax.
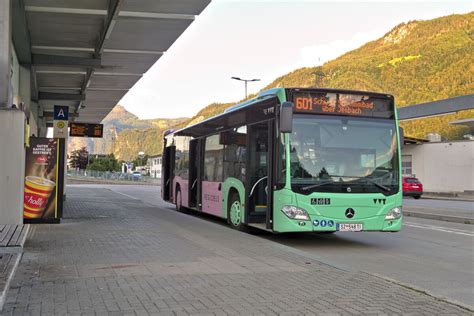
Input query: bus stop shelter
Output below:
<box><xmin>0</xmin><ymin>0</ymin><xmax>211</xmax><ymax>224</ymax></box>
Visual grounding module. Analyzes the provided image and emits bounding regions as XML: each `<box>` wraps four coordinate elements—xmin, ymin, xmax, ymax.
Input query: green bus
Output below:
<box><xmin>162</xmin><ymin>88</ymin><xmax>403</xmax><ymax>233</ymax></box>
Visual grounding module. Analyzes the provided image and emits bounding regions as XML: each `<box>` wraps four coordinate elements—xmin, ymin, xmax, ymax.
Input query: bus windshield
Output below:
<box><xmin>288</xmin><ymin>115</ymin><xmax>399</xmax><ymax>194</ymax></box>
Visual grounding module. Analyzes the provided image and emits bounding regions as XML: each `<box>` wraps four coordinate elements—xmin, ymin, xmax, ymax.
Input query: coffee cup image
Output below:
<box><xmin>23</xmin><ymin>176</ymin><xmax>56</xmax><ymax>219</ymax></box>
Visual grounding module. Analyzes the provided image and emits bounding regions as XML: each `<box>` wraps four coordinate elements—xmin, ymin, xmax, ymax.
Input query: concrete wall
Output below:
<box><xmin>0</xmin><ymin>109</ymin><xmax>25</xmax><ymax>224</ymax></box>
<box><xmin>403</xmin><ymin>141</ymin><xmax>474</xmax><ymax>193</ymax></box>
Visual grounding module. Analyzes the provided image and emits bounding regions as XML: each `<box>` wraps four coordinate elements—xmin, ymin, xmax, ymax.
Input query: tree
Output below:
<box><xmin>87</xmin><ymin>154</ymin><xmax>120</xmax><ymax>172</ymax></box>
<box><xmin>69</xmin><ymin>147</ymin><xmax>89</xmax><ymax>170</ymax></box>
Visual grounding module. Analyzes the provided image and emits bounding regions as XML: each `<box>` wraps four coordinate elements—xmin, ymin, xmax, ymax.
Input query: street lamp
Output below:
<box><xmin>138</xmin><ymin>151</ymin><xmax>145</xmax><ymax>166</ymax></box>
<box><xmin>231</xmin><ymin>77</ymin><xmax>260</xmax><ymax>99</ymax></box>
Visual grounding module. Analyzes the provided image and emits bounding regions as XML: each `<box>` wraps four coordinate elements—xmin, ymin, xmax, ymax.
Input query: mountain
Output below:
<box><xmin>178</xmin><ymin>12</ymin><xmax>474</xmax><ymax>140</ymax></box>
<box><xmin>68</xmin><ymin>105</ymin><xmax>187</xmax><ymax>160</ymax></box>
<box><xmin>71</xmin><ymin>12</ymin><xmax>474</xmax><ymax>159</ymax></box>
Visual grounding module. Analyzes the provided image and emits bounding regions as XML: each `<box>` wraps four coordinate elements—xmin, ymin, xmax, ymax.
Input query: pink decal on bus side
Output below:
<box><xmin>202</xmin><ymin>181</ymin><xmax>223</xmax><ymax>217</ymax></box>
<box><xmin>173</xmin><ymin>176</ymin><xmax>189</xmax><ymax>208</ymax></box>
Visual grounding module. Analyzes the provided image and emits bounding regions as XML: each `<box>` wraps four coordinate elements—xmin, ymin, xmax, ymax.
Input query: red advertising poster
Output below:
<box><xmin>23</xmin><ymin>138</ymin><xmax>64</xmax><ymax>223</ymax></box>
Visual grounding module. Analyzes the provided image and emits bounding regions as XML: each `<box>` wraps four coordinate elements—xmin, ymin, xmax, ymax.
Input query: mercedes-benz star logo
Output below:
<box><xmin>345</xmin><ymin>208</ymin><xmax>355</xmax><ymax>218</ymax></box>
<box><xmin>346</xmin><ymin>187</ymin><xmax>352</xmax><ymax>192</ymax></box>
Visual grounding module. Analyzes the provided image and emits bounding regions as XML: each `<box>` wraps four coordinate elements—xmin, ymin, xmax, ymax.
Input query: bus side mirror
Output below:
<box><xmin>280</xmin><ymin>102</ymin><xmax>293</xmax><ymax>133</ymax></box>
<box><xmin>399</xmin><ymin>127</ymin><xmax>404</xmax><ymax>148</ymax></box>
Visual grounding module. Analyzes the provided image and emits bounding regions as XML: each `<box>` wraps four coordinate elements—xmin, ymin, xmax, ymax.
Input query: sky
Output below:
<box><xmin>119</xmin><ymin>0</ymin><xmax>473</xmax><ymax>119</ymax></box>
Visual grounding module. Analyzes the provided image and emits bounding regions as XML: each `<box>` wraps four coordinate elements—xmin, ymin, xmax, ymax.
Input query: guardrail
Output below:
<box><xmin>67</xmin><ymin>169</ymin><xmax>161</xmax><ymax>184</ymax></box>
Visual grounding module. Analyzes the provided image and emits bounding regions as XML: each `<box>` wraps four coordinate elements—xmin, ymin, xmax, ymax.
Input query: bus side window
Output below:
<box><xmin>223</xmin><ymin>126</ymin><xmax>247</xmax><ymax>182</ymax></box>
<box><xmin>204</xmin><ymin>134</ymin><xmax>224</xmax><ymax>182</ymax></box>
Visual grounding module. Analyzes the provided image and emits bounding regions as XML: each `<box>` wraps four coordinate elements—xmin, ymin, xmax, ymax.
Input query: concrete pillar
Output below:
<box><xmin>0</xmin><ymin>109</ymin><xmax>25</xmax><ymax>224</ymax></box>
<box><xmin>0</xmin><ymin>1</ymin><xmax>26</xmax><ymax>224</ymax></box>
<box><xmin>0</xmin><ymin>0</ymin><xmax>12</xmax><ymax>108</ymax></box>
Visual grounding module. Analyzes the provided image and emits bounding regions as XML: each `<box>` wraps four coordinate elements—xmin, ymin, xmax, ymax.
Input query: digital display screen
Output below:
<box><xmin>293</xmin><ymin>92</ymin><xmax>393</xmax><ymax>118</ymax></box>
<box><xmin>219</xmin><ymin>131</ymin><xmax>246</xmax><ymax>146</ymax></box>
<box><xmin>70</xmin><ymin>123</ymin><xmax>103</xmax><ymax>138</ymax></box>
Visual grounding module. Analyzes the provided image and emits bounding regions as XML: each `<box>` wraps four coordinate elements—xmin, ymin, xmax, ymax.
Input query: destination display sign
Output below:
<box><xmin>69</xmin><ymin>123</ymin><xmax>103</xmax><ymax>138</ymax></box>
<box><xmin>293</xmin><ymin>92</ymin><xmax>393</xmax><ymax>118</ymax></box>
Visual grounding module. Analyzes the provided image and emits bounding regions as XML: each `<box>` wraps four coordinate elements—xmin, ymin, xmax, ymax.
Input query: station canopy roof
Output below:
<box><xmin>14</xmin><ymin>0</ymin><xmax>211</xmax><ymax>124</ymax></box>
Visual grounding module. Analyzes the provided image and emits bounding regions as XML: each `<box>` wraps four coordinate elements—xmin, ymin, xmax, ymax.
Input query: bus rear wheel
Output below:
<box><xmin>175</xmin><ymin>187</ymin><xmax>185</xmax><ymax>212</ymax></box>
<box><xmin>228</xmin><ymin>193</ymin><xmax>245</xmax><ymax>231</ymax></box>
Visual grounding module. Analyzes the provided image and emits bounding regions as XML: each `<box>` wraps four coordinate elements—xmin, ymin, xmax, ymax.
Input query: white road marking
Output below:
<box><xmin>109</xmin><ymin>189</ymin><xmax>140</xmax><ymax>200</ymax></box>
<box><xmin>405</xmin><ymin>222</ymin><xmax>474</xmax><ymax>237</ymax></box>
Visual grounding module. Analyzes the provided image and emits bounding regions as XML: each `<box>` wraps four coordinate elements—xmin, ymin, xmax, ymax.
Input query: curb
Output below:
<box><xmin>421</xmin><ymin>196</ymin><xmax>474</xmax><ymax>203</ymax></box>
<box><xmin>0</xmin><ymin>253</ymin><xmax>22</xmax><ymax>312</ymax></box>
<box><xmin>67</xmin><ymin>178</ymin><xmax>159</xmax><ymax>186</ymax></box>
<box><xmin>404</xmin><ymin>211</ymin><xmax>472</xmax><ymax>224</ymax></box>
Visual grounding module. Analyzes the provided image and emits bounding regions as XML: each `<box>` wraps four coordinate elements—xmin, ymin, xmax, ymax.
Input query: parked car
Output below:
<box><xmin>132</xmin><ymin>171</ymin><xmax>142</xmax><ymax>181</ymax></box>
<box><xmin>402</xmin><ymin>176</ymin><xmax>423</xmax><ymax>199</ymax></box>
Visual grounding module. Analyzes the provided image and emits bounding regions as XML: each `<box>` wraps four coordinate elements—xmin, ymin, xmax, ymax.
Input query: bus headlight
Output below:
<box><xmin>281</xmin><ymin>205</ymin><xmax>310</xmax><ymax>220</ymax></box>
<box><xmin>385</xmin><ymin>206</ymin><xmax>402</xmax><ymax>220</ymax></box>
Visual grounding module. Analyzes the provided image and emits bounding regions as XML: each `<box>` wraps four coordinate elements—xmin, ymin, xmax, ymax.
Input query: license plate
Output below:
<box><xmin>337</xmin><ymin>223</ymin><xmax>363</xmax><ymax>232</ymax></box>
<box><xmin>412</xmin><ymin>185</ymin><xmax>419</xmax><ymax>188</ymax></box>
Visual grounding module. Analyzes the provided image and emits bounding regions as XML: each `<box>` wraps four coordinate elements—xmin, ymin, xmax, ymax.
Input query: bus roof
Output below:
<box><xmin>169</xmin><ymin>88</ymin><xmax>285</xmax><ymax>138</ymax></box>
<box><xmin>167</xmin><ymin>87</ymin><xmax>393</xmax><ymax>138</ymax></box>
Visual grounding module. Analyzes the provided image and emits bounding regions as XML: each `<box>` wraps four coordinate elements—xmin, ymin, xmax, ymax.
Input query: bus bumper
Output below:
<box><xmin>273</xmin><ymin>213</ymin><xmax>402</xmax><ymax>233</ymax></box>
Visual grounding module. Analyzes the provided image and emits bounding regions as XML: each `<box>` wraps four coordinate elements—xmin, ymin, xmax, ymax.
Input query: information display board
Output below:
<box><xmin>70</xmin><ymin>123</ymin><xmax>103</xmax><ymax>138</ymax></box>
<box><xmin>292</xmin><ymin>91</ymin><xmax>394</xmax><ymax>118</ymax></box>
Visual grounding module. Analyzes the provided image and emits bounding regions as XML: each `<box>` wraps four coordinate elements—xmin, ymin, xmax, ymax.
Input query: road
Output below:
<box><xmin>68</xmin><ymin>184</ymin><xmax>474</xmax><ymax>307</ymax></box>
<box><xmin>403</xmin><ymin>198</ymin><xmax>473</xmax><ymax>211</ymax></box>
<box><xmin>403</xmin><ymin>197</ymin><xmax>473</xmax><ymax>221</ymax></box>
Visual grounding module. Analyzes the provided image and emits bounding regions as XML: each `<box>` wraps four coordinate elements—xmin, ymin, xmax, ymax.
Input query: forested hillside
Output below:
<box><xmin>179</xmin><ymin>12</ymin><xmax>474</xmax><ymax>139</ymax></box>
<box><xmin>75</xmin><ymin>12</ymin><xmax>473</xmax><ymax>160</ymax></box>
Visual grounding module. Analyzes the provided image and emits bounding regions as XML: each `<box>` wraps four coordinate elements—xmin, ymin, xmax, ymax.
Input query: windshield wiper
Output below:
<box><xmin>364</xmin><ymin>179</ymin><xmax>391</xmax><ymax>192</ymax></box>
<box><xmin>299</xmin><ymin>174</ymin><xmax>392</xmax><ymax>192</ymax></box>
<box><xmin>301</xmin><ymin>181</ymin><xmax>334</xmax><ymax>191</ymax></box>
<box><xmin>318</xmin><ymin>174</ymin><xmax>392</xmax><ymax>192</ymax></box>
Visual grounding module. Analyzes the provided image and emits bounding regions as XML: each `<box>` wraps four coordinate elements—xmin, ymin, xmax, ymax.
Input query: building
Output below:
<box><xmin>402</xmin><ymin>140</ymin><xmax>474</xmax><ymax>193</ymax></box>
<box><xmin>149</xmin><ymin>155</ymin><xmax>162</xmax><ymax>179</ymax></box>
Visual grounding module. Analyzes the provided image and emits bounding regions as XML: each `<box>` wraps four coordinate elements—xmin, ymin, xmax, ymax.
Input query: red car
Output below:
<box><xmin>402</xmin><ymin>176</ymin><xmax>423</xmax><ymax>199</ymax></box>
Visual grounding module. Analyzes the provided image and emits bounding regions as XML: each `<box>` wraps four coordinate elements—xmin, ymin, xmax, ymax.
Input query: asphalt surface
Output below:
<box><xmin>404</xmin><ymin>198</ymin><xmax>473</xmax><ymax>216</ymax></box>
<box><xmin>69</xmin><ymin>184</ymin><xmax>474</xmax><ymax>308</ymax></box>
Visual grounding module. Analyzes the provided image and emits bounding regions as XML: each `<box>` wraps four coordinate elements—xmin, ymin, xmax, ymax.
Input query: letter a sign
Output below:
<box><xmin>53</xmin><ymin>105</ymin><xmax>69</xmax><ymax>138</ymax></box>
<box><xmin>53</xmin><ymin>105</ymin><xmax>69</xmax><ymax>120</ymax></box>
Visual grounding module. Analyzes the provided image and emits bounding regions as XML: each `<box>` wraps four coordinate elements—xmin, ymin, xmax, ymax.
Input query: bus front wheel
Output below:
<box><xmin>228</xmin><ymin>193</ymin><xmax>245</xmax><ymax>231</ymax></box>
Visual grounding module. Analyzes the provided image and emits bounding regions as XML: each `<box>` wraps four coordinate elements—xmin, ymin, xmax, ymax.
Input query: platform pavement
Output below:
<box><xmin>2</xmin><ymin>187</ymin><xmax>470</xmax><ymax>315</ymax></box>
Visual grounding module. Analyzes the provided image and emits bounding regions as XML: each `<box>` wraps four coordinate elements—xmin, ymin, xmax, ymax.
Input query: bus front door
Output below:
<box><xmin>246</xmin><ymin>122</ymin><xmax>271</xmax><ymax>224</ymax></box>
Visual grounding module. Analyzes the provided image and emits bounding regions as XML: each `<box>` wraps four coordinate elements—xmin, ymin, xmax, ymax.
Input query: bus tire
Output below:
<box><xmin>228</xmin><ymin>192</ymin><xmax>245</xmax><ymax>231</ymax></box>
<box><xmin>175</xmin><ymin>187</ymin><xmax>185</xmax><ymax>212</ymax></box>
